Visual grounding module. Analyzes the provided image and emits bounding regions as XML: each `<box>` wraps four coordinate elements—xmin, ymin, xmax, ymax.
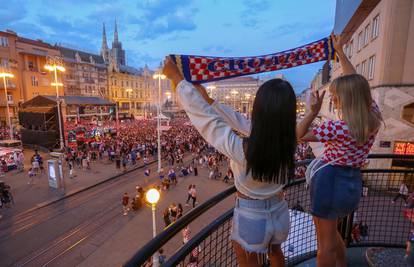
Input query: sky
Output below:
<box><xmin>0</xmin><ymin>0</ymin><xmax>336</xmax><ymax>93</ymax></box>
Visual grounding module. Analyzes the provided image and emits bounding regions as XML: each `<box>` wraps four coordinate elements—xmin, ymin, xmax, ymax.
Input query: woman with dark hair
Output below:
<box><xmin>163</xmin><ymin>57</ymin><xmax>314</xmax><ymax>267</ymax></box>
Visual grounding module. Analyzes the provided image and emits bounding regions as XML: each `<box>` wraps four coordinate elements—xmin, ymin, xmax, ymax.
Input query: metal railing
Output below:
<box><xmin>125</xmin><ymin>154</ymin><xmax>414</xmax><ymax>267</ymax></box>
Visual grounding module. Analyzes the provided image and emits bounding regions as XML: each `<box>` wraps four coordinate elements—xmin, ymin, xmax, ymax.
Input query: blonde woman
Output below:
<box><xmin>297</xmin><ymin>34</ymin><xmax>382</xmax><ymax>267</ymax></box>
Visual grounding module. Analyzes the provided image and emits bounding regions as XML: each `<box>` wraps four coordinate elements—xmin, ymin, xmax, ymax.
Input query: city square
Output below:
<box><xmin>0</xmin><ymin>0</ymin><xmax>414</xmax><ymax>267</ymax></box>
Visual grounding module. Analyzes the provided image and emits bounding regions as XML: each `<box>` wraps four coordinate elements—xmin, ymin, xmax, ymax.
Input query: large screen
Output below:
<box><xmin>333</xmin><ymin>0</ymin><xmax>362</xmax><ymax>34</ymax></box>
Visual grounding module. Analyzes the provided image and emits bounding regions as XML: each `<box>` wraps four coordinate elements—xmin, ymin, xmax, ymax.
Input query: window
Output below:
<box><xmin>7</xmin><ymin>94</ymin><xmax>13</xmax><ymax>102</ymax></box>
<box><xmin>356</xmin><ymin>64</ymin><xmax>361</xmax><ymax>74</ymax></box>
<box><xmin>361</xmin><ymin>60</ymin><xmax>367</xmax><ymax>77</ymax></box>
<box><xmin>364</xmin><ymin>24</ymin><xmax>370</xmax><ymax>46</ymax></box>
<box><xmin>372</xmin><ymin>14</ymin><xmax>380</xmax><ymax>39</ymax></box>
<box><xmin>358</xmin><ymin>31</ymin><xmax>364</xmax><ymax>51</ymax></box>
<box><xmin>368</xmin><ymin>55</ymin><xmax>376</xmax><ymax>80</ymax></box>
<box><xmin>121</xmin><ymin>81</ymin><xmax>124</xmax><ymax>87</ymax></box>
<box><xmin>126</xmin><ymin>81</ymin><xmax>129</xmax><ymax>87</ymax></box>
<box><xmin>0</xmin><ymin>37</ymin><xmax>9</xmax><ymax>47</ymax></box>
<box><xmin>349</xmin><ymin>40</ymin><xmax>353</xmax><ymax>58</ymax></box>
<box><xmin>28</xmin><ymin>61</ymin><xmax>35</xmax><ymax>71</ymax></box>
<box><xmin>31</xmin><ymin>76</ymin><xmax>38</xmax><ymax>86</ymax></box>
<box><xmin>0</xmin><ymin>58</ymin><xmax>9</xmax><ymax>68</ymax></box>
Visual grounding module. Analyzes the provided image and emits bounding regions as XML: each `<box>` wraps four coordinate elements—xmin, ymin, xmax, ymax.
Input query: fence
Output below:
<box><xmin>125</xmin><ymin>154</ymin><xmax>414</xmax><ymax>267</ymax></box>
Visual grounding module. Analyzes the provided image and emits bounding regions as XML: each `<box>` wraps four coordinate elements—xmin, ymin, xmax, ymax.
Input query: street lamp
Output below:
<box><xmin>125</xmin><ymin>88</ymin><xmax>133</xmax><ymax>116</ymax></box>
<box><xmin>206</xmin><ymin>85</ymin><xmax>216</xmax><ymax>98</ymax></box>
<box><xmin>45</xmin><ymin>56</ymin><xmax>66</xmax><ymax>150</ymax></box>
<box><xmin>153</xmin><ymin>73</ymin><xmax>166</xmax><ymax>173</ymax></box>
<box><xmin>0</xmin><ymin>69</ymin><xmax>14</xmax><ymax>140</ymax></box>
<box><xmin>146</xmin><ymin>188</ymin><xmax>161</xmax><ymax>267</ymax></box>
<box><xmin>230</xmin><ymin>90</ymin><xmax>239</xmax><ymax>110</ymax></box>
<box><xmin>244</xmin><ymin>93</ymin><xmax>251</xmax><ymax>117</ymax></box>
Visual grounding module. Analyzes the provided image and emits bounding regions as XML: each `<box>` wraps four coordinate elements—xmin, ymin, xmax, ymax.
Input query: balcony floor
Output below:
<box><xmin>295</xmin><ymin>247</ymin><xmax>375</xmax><ymax>267</ymax></box>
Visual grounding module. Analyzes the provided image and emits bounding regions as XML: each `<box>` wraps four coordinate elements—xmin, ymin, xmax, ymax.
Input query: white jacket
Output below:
<box><xmin>177</xmin><ymin>80</ymin><xmax>283</xmax><ymax>199</ymax></box>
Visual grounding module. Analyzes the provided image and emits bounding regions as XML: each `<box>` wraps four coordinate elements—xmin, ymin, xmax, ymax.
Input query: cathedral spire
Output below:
<box><xmin>101</xmin><ymin>22</ymin><xmax>108</xmax><ymax>51</ymax></box>
<box><xmin>114</xmin><ymin>19</ymin><xmax>119</xmax><ymax>44</ymax></box>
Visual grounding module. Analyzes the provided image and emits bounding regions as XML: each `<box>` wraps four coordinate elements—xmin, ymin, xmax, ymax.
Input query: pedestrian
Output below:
<box><xmin>185</xmin><ymin>185</ymin><xmax>192</xmax><ymax>207</ymax></box>
<box><xmin>297</xmin><ymin>34</ymin><xmax>383</xmax><ymax>267</ymax></box>
<box><xmin>359</xmin><ymin>221</ymin><xmax>369</xmax><ymax>241</ymax></box>
<box><xmin>69</xmin><ymin>161</ymin><xmax>75</xmax><ymax>178</ymax></box>
<box><xmin>190</xmin><ymin>185</ymin><xmax>197</xmax><ymax>208</ymax></box>
<box><xmin>194</xmin><ymin>165</ymin><xmax>198</xmax><ymax>176</ymax></box>
<box><xmin>122</xmin><ymin>192</ymin><xmax>129</xmax><ymax>216</ymax></box>
<box><xmin>158</xmin><ymin>248</ymin><xmax>166</xmax><ymax>265</ymax></box>
<box><xmin>169</xmin><ymin>203</ymin><xmax>178</xmax><ymax>221</ymax></box>
<box><xmin>406</xmin><ymin>229</ymin><xmax>414</xmax><ymax>267</ymax></box>
<box><xmin>28</xmin><ymin>168</ymin><xmax>35</xmax><ymax>185</ymax></box>
<box><xmin>177</xmin><ymin>203</ymin><xmax>184</xmax><ymax>219</ymax></box>
<box><xmin>163</xmin><ymin>207</ymin><xmax>171</xmax><ymax>228</ymax></box>
<box><xmin>393</xmin><ymin>182</ymin><xmax>409</xmax><ymax>205</ymax></box>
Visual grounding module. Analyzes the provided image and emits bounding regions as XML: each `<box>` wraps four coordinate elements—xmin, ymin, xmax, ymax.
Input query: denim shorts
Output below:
<box><xmin>310</xmin><ymin>163</ymin><xmax>362</xmax><ymax>220</ymax></box>
<box><xmin>231</xmin><ymin>196</ymin><xmax>290</xmax><ymax>253</ymax></box>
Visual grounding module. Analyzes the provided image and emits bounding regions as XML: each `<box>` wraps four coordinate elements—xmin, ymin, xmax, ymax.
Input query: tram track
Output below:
<box><xmin>13</xmin><ymin>204</ymin><xmax>121</xmax><ymax>267</ymax></box>
<box><xmin>2</xmin><ymin>155</ymin><xmax>196</xmax><ymax>267</ymax></box>
<box><xmin>0</xmin><ymin>160</ymin><xmax>156</xmax><ymax>242</ymax></box>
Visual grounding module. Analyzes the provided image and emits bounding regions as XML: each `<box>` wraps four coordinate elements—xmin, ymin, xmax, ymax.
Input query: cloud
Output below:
<box><xmin>134</xmin><ymin>0</ymin><xmax>198</xmax><ymax>40</ymax></box>
<box><xmin>127</xmin><ymin>50</ymin><xmax>161</xmax><ymax>68</ymax></box>
<box><xmin>240</xmin><ymin>0</ymin><xmax>269</xmax><ymax>28</ymax></box>
<box><xmin>137</xmin><ymin>0</ymin><xmax>195</xmax><ymax>21</ymax></box>
<box><xmin>0</xmin><ymin>0</ymin><xmax>27</xmax><ymax>25</ymax></box>
<box><xmin>202</xmin><ymin>45</ymin><xmax>232</xmax><ymax>55</ymax></box>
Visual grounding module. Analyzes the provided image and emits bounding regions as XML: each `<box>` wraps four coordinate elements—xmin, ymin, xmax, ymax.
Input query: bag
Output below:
<box><xmin>305</xmin><ymin>156</ymin><xmax>344</xmax><ymax>188</ymax></box>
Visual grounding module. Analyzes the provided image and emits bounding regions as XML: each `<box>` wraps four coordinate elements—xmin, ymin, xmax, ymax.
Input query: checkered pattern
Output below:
<box><xmin>173</xmin><ymin>37</ymin><xmax>333</xmax><ymax>83</ymax></box>
<box><xmin>312</xmin><ymin>102</ymin><xmax>381</xmax><ymax>168</ymax></box>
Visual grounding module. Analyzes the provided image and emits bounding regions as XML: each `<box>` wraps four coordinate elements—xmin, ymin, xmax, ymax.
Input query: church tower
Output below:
<box><xmin>110</xmin><ymin>19</ymin><xmax>126</xmax><ymax>67</ymax></box>
<box><xmin>101</xmin><ymin>23</ymin><xmax>109</xmax><ymax>63</ymax></box>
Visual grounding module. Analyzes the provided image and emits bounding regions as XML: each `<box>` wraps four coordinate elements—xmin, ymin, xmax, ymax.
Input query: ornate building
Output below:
<box><xmin>101</xmin><ymin>21</ymin><xmax>158</xmax><ymax>118</ymax></box>
<box><xmin>206</xmin><ymin>76</ymin><xmax>259</xmax><ymax>116</ymax></box>
<box><xmin>57</xmin><ymin>46</ymin><xmax>108</xmax><ymax>98</ymax></box>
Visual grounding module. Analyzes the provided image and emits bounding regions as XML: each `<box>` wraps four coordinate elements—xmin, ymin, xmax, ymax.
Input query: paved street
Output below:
<box><xmin>0</xmin><ymin>153</ymin><xmax>234</xmax><ymax>267</ymax></box>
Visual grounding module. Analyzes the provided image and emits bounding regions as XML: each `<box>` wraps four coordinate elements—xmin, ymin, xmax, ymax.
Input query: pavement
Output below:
<box><xmin>0</xmin><ymin>149</ymin><xmax>154</xmax><ymax>216</ymax></box>
<box><xmin>0</xmin><ymin>151</ymin><xmax>233</xmax><ymax>267</ymax></box>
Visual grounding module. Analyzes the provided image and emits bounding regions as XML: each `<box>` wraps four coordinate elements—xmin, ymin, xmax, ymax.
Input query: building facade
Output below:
<box><xmin>0</xmin><ymin>30</ymin><xmax>20</xmax><ymax>126</ymax></box>
<box><xmin>108</xmin><ymin>65</ymin><xmax>154</xmax><ymax>117</ymax></box>
<box><xmin>314</xmin><ymin>0</ymin><xmax>414</xmax><ymax>174</ymax></box>
<box><xmin>57</xmin><ymin>46</ymin><xmax>108</xmax><ymax>98</ymax></box>
<box><xmin>0</xmin><ymin>30</ymin><xmax>63</xmax><ymax>126</ymax></box>
<box><xmin>206</xmin><ymin>76</ymin><xmax>259</xmax><ymax>115</ymax></box>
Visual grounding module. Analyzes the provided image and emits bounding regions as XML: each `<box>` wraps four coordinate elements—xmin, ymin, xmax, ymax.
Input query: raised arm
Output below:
<box><xmin>296</xmin><ymin>90</ymin><xmax>325</xmax><ymax>142</ymax></box>
<box><xmin>332</xmin><ymin>33</ymin><xmax>356</xmax><ymax>75</ymax></box>
<box><xmin>194</xmin><ymin>84</ymin><xmax>251</xmax><ymax>136</ymax></box>
<box><xmin>163</xmin><ymin>58</ymin><xmax>245</xmax><ymax>164</ymax></box>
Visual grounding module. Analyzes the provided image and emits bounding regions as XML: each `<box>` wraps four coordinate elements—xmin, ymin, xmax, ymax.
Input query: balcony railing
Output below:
<box><xmin>124</xmin><ymin>154</ymin><xmax>414</xmax><ymax>267</ymax></box>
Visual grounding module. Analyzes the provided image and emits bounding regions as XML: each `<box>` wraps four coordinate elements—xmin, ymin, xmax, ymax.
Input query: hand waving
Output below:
<box><xmin>309</xmin><ymin>90</ymin><xmax>326</xmax><ymax>116</ymax></box>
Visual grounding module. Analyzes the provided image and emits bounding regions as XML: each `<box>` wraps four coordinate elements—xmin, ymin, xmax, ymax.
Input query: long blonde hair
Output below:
<box><xmin>330</xmin><ymin>74</ymin><xmax>381</xmax><ymax>145</ymax></box>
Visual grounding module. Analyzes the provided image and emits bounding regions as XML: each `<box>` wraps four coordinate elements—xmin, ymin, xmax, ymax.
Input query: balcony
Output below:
<box><xmin>125</xmin><ymin>154</ymin><xmax>414</xmax><ymax>267</ymax></box>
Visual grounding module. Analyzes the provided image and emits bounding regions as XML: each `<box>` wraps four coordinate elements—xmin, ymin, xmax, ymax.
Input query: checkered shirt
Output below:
<box><xmin>313</xmin><ymin>102</ymin><xmax>381</xmax><ymax>168</ymax></box>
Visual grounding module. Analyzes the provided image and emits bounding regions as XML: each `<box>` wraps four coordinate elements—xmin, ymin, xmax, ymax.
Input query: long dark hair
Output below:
<box><xmin>245</xmin><ymin>79</ymin><xmax>296</xmax><ymax>184</ymax></box>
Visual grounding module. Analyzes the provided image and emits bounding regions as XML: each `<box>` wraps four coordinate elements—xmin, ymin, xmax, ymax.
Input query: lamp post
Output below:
<box><xmin>45</xmin><ymin>56</ymin><xmax>66</xmax><ymax>150</ymax></box>
<box><xmin>125</xmin><ymin>88</ymin><xmax>133</xmax><ymax>117</ymax></box>
<box><xmin>0</xmin><ymin>69</ymin><xmax>14</xmax><ymax>140</ymax></box>
<box><xmin>146</xmin><ymin>188</ymin><xmax>160</xmax><ymax>267</ymax></box>
<box><xmin>230</xmin><ymin>89</ymin><xmax>239</xmax><ymax>110</ymax></box>
<box><xmin>206</xmin><ymin>85</ymin><xmax>216</xmax><ymax>99</ymax></box>
<box><xmin>153</xmin><ymin>73</ymin><xmax>166</xmax><ymax>173</ymax></box>
<box><xmin>244</xmin><ymin>93</ymin><xmax>251</xmax><ymax>118</ymax></box>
